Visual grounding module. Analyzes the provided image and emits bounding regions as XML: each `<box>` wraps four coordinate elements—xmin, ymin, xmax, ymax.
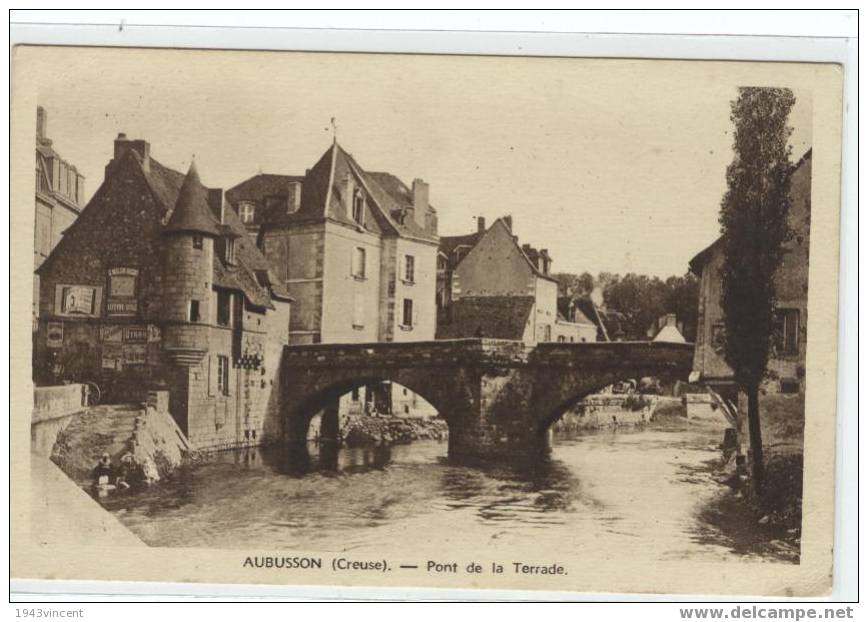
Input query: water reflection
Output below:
<box><xmin>102</xmin><ymin>426</ymin><xmax>796</xmax><ymax>564</ymax></box>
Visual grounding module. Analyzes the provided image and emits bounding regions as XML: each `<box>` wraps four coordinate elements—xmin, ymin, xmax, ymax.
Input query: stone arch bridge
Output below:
<box><xmin>278</xmin><ymin>339</ymin><xmax>694</xmax><ymax>459</ymax></box>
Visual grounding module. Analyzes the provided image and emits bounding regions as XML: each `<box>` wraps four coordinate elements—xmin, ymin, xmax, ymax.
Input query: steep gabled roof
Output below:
<box><xmin>226</xmin><ymin>142</ymin><xmax>439</xmax><ymax>243</ymax></box>
<box><xmin>436</xmin><ymin>295</ymin><xmax>534</xmax><ymax>341</ymax></box>
<box><xmin>488</xmin><ymin>218</ymin><xmax>559</xmax><ymax>284</ymax></box>
<box><xmin>164</xmin><ymin>162</ymin><xmax>221</xmax><ymax>237</ymax></box>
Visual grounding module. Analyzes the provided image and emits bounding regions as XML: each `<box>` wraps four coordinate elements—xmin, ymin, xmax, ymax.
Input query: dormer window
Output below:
<box><xmin>225</xmin><ymin>238</ymin><xmax>236</xmax><ymax>265</ymax></box>
<box><xmin>352</xmin><ymin>189</ymin><xmax>366</xmax><ymax>226</ymax></box>
<box><xmin>239</xmin><ymin>201</ymin><xmax>255</xmax><ymax>224</ymax></box>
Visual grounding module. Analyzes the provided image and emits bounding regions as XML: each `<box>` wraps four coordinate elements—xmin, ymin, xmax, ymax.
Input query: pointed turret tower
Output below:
<box><xmin>161</xmin><ymin>161</ymin><xmax>220</xmax><ymax>366</ymax></box>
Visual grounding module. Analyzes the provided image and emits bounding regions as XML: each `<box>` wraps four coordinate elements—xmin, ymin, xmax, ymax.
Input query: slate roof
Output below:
<box><xmin>39</xmin><ymin>146</ymin><xmax>289</xmax><ymax>307</ymax></box>
<box><xmin>439</xmin><ymin>231</ymin><xmax>484</xmax><ymax>268</ymax></box>
<box><xmin>436</xmin><ymin>295</ymin><xmax>535</xmax><ymax>341</ymax></box>
<box><xmin>164</xmin><ymin>162</ymin><xmax>221</xmax><ymax>237</ymax></box>
<box><xmin>226</xmin><ymin>142</ymin><xmax>439</xmax><ymax>243</ymax></box>
<box><xmin>223</xmin><ymin>173</ymin><xmax>305</xmax><ymax>229</ymax></box>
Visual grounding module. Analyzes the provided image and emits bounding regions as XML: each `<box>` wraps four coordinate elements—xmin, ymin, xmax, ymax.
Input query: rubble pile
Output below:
<box><xmin>341</xmin><ymin>416</ymin><xmax>449</xmax><ymax>447</ymax></box>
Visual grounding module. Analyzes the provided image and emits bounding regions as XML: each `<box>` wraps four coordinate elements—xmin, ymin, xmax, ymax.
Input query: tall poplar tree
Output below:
<box><xmin>719</xmin><ymin>87</ymin><xmax>796</xmax><ymax>494</ymax></box>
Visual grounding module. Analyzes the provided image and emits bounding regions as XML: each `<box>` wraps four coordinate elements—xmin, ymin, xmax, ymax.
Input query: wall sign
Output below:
<box><xmin>54</xmin><ymin>284</ymin><xmax>102</xmax><ymax>317</ymax></box>
<box><xmin>46</xmin><ymin>322</ymin><xmax>64</xmax><ymax>348</ymax></box>
<box><xmin>123</xmin><ymin>344</ymin><xmax>147</xmax><ymax>365</ymax></box>
<box><xmin>107</xmin><ymin>267</ymin><xmax>139</xmax><ymax>316</ymax></box>
<box><xmin>101</xmin><ymin>343</ymin><xmax>124</xmax><ymax>371</ymax></box>
<box><xmin>100</xmin><ymin>325</ymin><xmax>124</xmax><ymax>343</ymax></box>
<box><xmin>124</xmin><ymin>326</ymin><xmax>148</xmax><ymax>343</ymax></box>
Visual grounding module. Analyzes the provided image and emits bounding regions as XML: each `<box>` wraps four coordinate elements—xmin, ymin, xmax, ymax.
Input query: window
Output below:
<box><xmin>225</xmin><ymin>238</ymin><xmax>236</xmax><ymax>264</ymax></box>
<box><xmin>217</xmin><ymin>291</ymin><xmax>232</xmax><ymax>327</ymax></box>
<box><xmin>351</xmin><ymin>387</ymin><xmax>360</xmax><ymax>402</ymax></box>
<box><xmin>217</xmin><ymin>355</ymin><xmax>230</xmax><ymax>396</ymax></box>
<box><xmin>437</xmin><ymin>254</ymin><xmax>447</xmax><ymax>271</ymax></box>
<box><xmin>239</xmin><ymin>201</ymin><xmax>255</xmax><ymax>224</ymax></box>
<box><xmin>558</xmin><ymin>335</ymin><xmax>566</xmax><ymax>343</ymax></box>
<box><xmin>192</xmin><ymin>235</ymin><xmax>203</xmax><ymax>250</ymax></box>
<box><xmin>774</xmin><ymin>309</ymin><xmax>800</xmax><ymax>355</ymax></box>
<box><xmin>544</xmin><ymin>325</ymin><xmax>552</xmax><ymax>342</ymax></box>
<box><xmin>189</xmin><ymin>300</ymin><xmax>201</xmax><ymax>323</ymax></box>
<box><xmin>402</xmin><ymin>298</ymin><xmax>414</xmax><ymax>327</ymax></box>
<box><xmin>404</xmin><ymin>255</ymin><xmax>415</xmax><ymax>283</ymax></box>
<box><xmin>352</xmin><ymin>247</ymin><xmax>366</xmax><ymax>279</ymax></box>
<box><xmin>352</xmin><ymin>189</ymin><xmax>365</xmax><ymax>225</ymax></box>
<box><xmin>288</xmin><ymin>182</ymin><xmax>302</xmax><ymax>213</ymax></box>
<box><xmin>352</xmin><ymin>293</ymin><xmax>364</xmax><ymax>329</ymax></box>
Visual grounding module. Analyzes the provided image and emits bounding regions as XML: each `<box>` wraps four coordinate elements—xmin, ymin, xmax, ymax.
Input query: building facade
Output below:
<box><xmin>437</xmin><ymin>217</ymin><xmax>598</xmax><ymax>345</ymax></box>
<box><xmin>34</xmin><ymin>106</ymin><xmax>85</xmax><ymax>321</ymax></box>
<box><xmin>689</xmin><ymin>149</ymin><xmax>811</xmax><ymax>395</ymax></box>
<box><xmin>34</xmin><ymin>134</ymin><xmax>292</xmax><ymax>450</ymax></box>
<box><xmin>227</xmin><ymin>141</ymin><xmax>440</xmax><ymax>418</ymax></box>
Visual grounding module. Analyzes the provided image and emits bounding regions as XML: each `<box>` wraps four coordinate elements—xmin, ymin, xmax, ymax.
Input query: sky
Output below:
<box><xmin>33</xmin><ymin>48</ymin><xmax>812</xmax><ymax>279</ymax></box>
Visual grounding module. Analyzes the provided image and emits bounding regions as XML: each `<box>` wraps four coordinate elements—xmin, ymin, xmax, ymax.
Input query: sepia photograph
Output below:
<box><xmin>10</xmin><ymin>39</ymin><xmax>845</xmax><ymax>599</ymax></box>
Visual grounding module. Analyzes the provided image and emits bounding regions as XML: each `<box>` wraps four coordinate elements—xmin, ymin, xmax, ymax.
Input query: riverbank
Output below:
<box><xmin>742</xmin><ymin>393</ymin><xmax>805</xmax><ymax>549</ymax></box>
<box><xmin>50</xmin><ymin>399</ymin><xmax>189</xmax><ymax>489</ymax></box>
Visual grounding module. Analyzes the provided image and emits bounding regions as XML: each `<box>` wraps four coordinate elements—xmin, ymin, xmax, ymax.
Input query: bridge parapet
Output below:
<box><xmin>531</xmin><ymin>341</ymin><xmax>695</xmax><ymax>372</ymax></box>
<box><xmin>282</xmin><ymin>338</ymin><xmax>533</xmax><ymax>369</ymax></box>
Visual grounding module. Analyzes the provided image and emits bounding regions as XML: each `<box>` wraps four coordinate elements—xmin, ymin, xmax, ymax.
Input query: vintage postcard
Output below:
<box><xmin>10</xmin><ymin>45</ymin><xmax>843</xmax><ymax>597</ymax></box>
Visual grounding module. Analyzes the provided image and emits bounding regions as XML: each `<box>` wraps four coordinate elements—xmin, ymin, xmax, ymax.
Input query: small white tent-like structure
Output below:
<box><xmin>652</xmin><ymin>313</ymin><xmax>687</xmax><ymax>343</ymax></box>
<box><xmin>653</xmin><ymin>324</ymin><xmax>687</xmax><ymax>343</ymax></box>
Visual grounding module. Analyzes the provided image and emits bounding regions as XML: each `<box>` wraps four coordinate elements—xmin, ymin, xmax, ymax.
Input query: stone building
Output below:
<box><xmin>34</xmin><ymin>106</ymin><xmax>85</xmax><ymax>321</ymax></box>
<box><xmin>34</xmin><ymin>134</ymin><xmax>292</xmax><ymax>450</ymax></box>
<box><xmin>227</xmin><ymin>140</ymin><xmax>439</xmax><ymax>418</ymax></box>
<box><xmin>689</xmin><ymin>149</ymin><xmax>811</xmax><ymax>395</ymax></box>
<box><xmin>437</xmin><ymin>216</ymin><xmax>598</xmax><ymax>344</ymax></box>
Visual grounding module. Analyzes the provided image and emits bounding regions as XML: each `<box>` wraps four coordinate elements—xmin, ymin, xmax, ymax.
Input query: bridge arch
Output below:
<box><xmin>287</xmin><ymin>373</ymin><xmax>450</xmax><ymax>443</ymax></box>
<box><xmin>279</xmin><ymin>340</ymin><xmax>694</xmax><ymax>459</ymax></box>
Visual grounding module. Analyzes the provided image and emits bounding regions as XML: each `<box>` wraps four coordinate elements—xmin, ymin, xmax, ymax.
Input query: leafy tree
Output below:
<box><xmin>602</xmin><ymin>273</ymin><xmax>666</xmax><ymax>340</ymax></box>
<box><xmin>719</xmin><ymin>87</ymin><xmax>795</xmax><ymax>494</ymax></box>
<box><xmin>664</xmin><ymin>273</ymin><xmax>699</xmax><ymax>342</ymax></box>
<box><xmin>553</xmin><ymin>271</ymin><xmax>595</xmax><ymax>298</ymax></box>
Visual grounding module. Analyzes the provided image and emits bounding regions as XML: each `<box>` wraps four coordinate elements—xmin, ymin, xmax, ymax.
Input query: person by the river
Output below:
<box><xmin>93</xmin><ymin>452</ymin><xmax>115</xmax><ymax>488</ymax></box>
<box><xmin>116</xmin><ymin>452</ymin><xmax>135</xmax><ymax>490</ymax></box>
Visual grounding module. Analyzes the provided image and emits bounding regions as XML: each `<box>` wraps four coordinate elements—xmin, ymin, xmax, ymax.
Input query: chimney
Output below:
<box><xmin>36</xmin><ymin>106</ymin><xmax>47</xmax><ymax>140</ymax></box>
<box><xmin>477</xmin><ymin>216</ymin><xmax>486</xmax><ymax>233</ymax></box>
<box><xmin>113</xmin><ymin>134</ymin><xmax>151</xmax><ymax>172</ymax></box>
<box><xmin>207</xmin><ymin>188</ymin><xmax>224</xmax><ymax>223</ymax></box>
<box><xmin>541</xmin><ymin>249</ymin><xmax>550</xmax><ymax>274</ymax></box>
<box><xmin>411</xmin><ymin>178</ymin><xmax>429</xmax><ymax>228</ymax></box>
<box><xmin>503</xmin><ymin>215</ymin><xmax>513</xmax><ymax>231</ymax></box>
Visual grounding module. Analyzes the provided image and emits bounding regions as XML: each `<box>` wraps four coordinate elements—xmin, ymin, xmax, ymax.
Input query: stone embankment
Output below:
<box><xmin>51</xmin><ymin>392</ymin><xmax>190</xmax><ymax>488</ymax></box>
<box><xmin>340</xmin><ymin>415</ymin><xmax>449</xmax><ymax>447</ymax></box>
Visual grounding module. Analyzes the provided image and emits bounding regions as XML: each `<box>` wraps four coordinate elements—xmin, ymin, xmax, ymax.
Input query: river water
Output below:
<box><xmin>103</xmin><ymin>422</ymin><xmax>797</xmax><ymax>564</ymax></box>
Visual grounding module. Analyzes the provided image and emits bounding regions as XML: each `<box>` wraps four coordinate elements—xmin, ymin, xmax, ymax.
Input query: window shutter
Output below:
<box><xmin>413</xmin><ymin>299</ymin><xmax>418</xmax><ymax>327</ymax></box>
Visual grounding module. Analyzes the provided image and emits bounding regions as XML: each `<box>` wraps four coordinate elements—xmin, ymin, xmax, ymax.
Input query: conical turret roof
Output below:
<box><xmin>164</xmin><ymin>161</ymin><xmax>220</xmax><ymax>236</ymax></box>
